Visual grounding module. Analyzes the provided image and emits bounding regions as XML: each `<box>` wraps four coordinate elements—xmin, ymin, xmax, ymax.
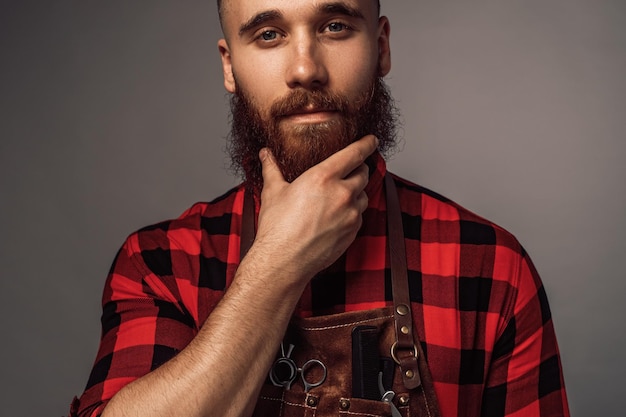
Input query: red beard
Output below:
<box><xmin>227</xmin><ymin>77</ymin><xmax>398</xmax><ymax>193</ymax></box>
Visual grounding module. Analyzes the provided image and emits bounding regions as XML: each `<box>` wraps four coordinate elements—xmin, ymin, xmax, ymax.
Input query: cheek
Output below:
<box><xmin>232</xmin><ymin>53</ymin><xmax>284</xmax><ymax>102</ymax></box>
<box><xmin>334</xmin><ymin>63</ymin><xmax>375</xmax><ymax>99</ymax></box>
<box><xmin>328</xmin><ymin>43</ymin><xmax>378</xmax><ymax>95</ymax></box>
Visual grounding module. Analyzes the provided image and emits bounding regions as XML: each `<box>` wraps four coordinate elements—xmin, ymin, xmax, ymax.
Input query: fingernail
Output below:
<box><xmin>259</xmin><ymin>148</ymin><xmax>268</xmax><ymax>161</ymax></box>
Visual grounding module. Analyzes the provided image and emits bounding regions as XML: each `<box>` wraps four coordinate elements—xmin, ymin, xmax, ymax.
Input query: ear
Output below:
<box><xmin>218</xmin><ymin>38</ymin><xmax>236</xmax><ymax>93</ymax></box>
<box><xmin>376</xmin><ymin>16</ymin><xmax>391</xmax><ymax>77</ymax></box>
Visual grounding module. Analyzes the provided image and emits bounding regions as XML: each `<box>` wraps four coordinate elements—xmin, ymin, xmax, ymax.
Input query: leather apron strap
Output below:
<box><xmin>384</xmin><ymin>174</ymin><xmax>421</xmax><ymax>390</ymax></box>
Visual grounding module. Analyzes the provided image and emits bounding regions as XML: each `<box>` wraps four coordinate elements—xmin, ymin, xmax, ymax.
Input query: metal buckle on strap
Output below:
<box><xmin>390</xmin><ymin>341</ymin><xmax>419</xmax><ymax>365</ymax></box>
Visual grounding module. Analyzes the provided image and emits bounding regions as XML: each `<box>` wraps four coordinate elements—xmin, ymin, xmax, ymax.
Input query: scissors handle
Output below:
<box><xmin>269</xmin><ymin>357</ymin><xmax>298</xmax><ymax>389</ymax></box>
<box><xmin>300</xmin><ymin>359</ymin><xmax>327</xmax><ymax>392</ymax></box>
<box><xmin>268</xmin><ymin>344</ymin><xmax>327</xmax><ymax>392</ymax></box>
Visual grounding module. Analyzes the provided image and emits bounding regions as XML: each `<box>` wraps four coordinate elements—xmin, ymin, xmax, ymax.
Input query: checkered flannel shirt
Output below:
<box><xmin>70</xmin><ymin>153</ymin><xmax>569</xmax><ymax>417</ymax></box>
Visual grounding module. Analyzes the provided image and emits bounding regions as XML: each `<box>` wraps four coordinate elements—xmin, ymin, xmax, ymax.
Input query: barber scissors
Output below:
<box><xmin>269</xmin><ymin>343</ymin><xmax>327</xmax><ymax>392</ymax></box>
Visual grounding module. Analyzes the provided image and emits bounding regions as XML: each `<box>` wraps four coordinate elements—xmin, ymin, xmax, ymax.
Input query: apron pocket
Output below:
<box><xmin>253</xmin><ymin>384</ymin><xmax>320</xmax><ymax>417</ymax></box>
<box><xmin>337</xmin><ymin>397</ymin><xmax>397</xmax><ymax>417</ymax></box>
<box><xmin>252</xmin><ymin>385</ymin><xmax>284</xmax><ymax>417</ymax></box>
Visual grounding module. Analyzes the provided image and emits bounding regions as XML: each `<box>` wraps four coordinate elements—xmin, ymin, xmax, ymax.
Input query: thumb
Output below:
<box><xmin>259</xmin><ymin>148</ymin><xmax>285</xmax><ymax>190</ymax></box>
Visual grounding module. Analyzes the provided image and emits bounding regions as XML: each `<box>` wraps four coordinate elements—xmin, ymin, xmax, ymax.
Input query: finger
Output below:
<box><xmin>260</xmin><ymin>148</ymin><xmax>286</xmax><ymax>190</ymax></box>
<box><xmin>355</xmin><ymin>189</ymin><xmax>369</xmax><ymax>213</ymax></box>
<box><xmin>317</xmin><ymin>135</ymin><xmax>378</xmax><ymax>179</ymax></box>
<box><xmin>342</xmin><ymin>162</ymin><xmax>370</xmax><ymax>191</ymax></box>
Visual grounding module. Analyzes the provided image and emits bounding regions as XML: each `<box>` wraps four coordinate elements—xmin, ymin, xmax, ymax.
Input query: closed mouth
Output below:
<box><xmin>283</xmin><ymin>106</ymin><xmax>337</xmax><ymax>117</ymax></box>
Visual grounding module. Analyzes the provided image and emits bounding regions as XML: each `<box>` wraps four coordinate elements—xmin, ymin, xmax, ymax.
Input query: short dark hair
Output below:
<box><xmin>217</xmin><ymin>0</ymin><xmax>381</xmax><ymax>24</ymax></box>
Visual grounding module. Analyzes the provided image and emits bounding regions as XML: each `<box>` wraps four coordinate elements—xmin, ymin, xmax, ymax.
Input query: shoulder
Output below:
<box><xmin>389</xmin><ymin>174</ymin><xmax>538</xmax><ymax>331</ymax></box>
<box><xmin>121</xmin><ymin>185</ymin><xmax>244</xmax><ymax>261</ymax></box>
<box><xmin>391</xmin><ymin>172</ymin><xmax>522</xmax><ymax>254</ymax></box>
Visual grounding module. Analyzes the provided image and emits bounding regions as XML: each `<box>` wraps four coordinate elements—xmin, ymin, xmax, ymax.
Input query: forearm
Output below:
<box><xmin>101</xmin><ymin>246</ymin><xmax>309</xmax><ymax>417</ymax></box>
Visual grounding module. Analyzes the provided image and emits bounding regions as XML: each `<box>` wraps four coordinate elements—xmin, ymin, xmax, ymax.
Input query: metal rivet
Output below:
<box><xmin>396</xmin><ymin>304</ymin><xmax>409</xmax><ymax>316</ymax></box>
<box><xmin>401</xmin><ymin>325</ymin><xmax>410</xmax><ymax>334</ymax></box>
<box><xmin>339</xmin><ymin>398</ymin><xmax>350</xmax><ymax>410</ymax></box>
<box><xmin>307</xmin><ymin>396</ymin><xmax>319</xmax><ymax>407</ymax></box>
<box><xmin>398</xmin><ymin>395</ymin><xmax>410</xmax><ymax>406</ymax></box>
<box><xmin>405</xmin><ymin>369</ymin><xmax>414</xmax><ymax>379</ymax></box>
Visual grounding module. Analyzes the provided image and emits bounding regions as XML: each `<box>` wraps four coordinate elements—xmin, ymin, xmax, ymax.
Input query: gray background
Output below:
<box><xmin>1</xmin><ymin>1</ymin><xmax>624</xmax><ymax>415</ymax></box>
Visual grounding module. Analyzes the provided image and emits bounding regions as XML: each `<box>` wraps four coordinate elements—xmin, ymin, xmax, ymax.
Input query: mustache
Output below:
<box><xmin>269</xmin><ymin>89</ymin><xmax>351</xmax><ymax>119</ymax></box>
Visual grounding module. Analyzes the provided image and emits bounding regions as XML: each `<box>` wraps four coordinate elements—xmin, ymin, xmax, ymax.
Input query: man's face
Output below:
<box><xmin>218</xmin><ymin>0</ymin><xmax>392</xmax><ymax>189</ymax></box>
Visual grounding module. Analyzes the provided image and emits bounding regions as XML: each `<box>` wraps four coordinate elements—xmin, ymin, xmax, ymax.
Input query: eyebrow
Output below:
<box><xmin>238</xmin><ymin>2</ymin><xmax>366</xmax><ymax>37</ymax></box>
<box><xmin>239</xmin><ymin>10</ymin><xmax>282</xmax><ymax>37</ymax></box>
<box><xmin>319</xmin><ymin>2</ymin><xmax>365</xmax><ymax>20</ymax></box>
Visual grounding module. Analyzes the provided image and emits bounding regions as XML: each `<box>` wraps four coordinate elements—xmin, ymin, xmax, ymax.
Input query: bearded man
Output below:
<box><xmin>70</xmin><ymin>1</ymin><xmax>569</xmax><ymax>416</ymax></box>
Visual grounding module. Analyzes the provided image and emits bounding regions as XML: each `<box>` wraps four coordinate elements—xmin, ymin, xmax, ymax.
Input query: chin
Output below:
<box><xmin>270</xmin><ymin>117</ymin><xmax>356</xmax><ymax>182</ymax></box>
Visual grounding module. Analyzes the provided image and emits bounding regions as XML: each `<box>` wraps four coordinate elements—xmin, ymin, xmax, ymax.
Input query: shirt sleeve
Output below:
<box><xmin>69</xmin><ymin>233</ymin><xmax>199</xmax><ymax>417</ymax></box>
<box><xmin>481</xmin><ymin>251</ymin><xmax>570</xmax><ymax>417</ymax></box>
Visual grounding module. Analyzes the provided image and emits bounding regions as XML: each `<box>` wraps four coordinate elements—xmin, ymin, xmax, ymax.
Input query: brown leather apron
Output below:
<box><xmin>241</xmin><ymin>175</ymin><xmax>442</xmax><ymax>417</ymax></box>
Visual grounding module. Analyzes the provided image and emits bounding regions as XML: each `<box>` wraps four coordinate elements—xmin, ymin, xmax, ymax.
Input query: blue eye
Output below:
<box><xmin>327</xmin><ymin>22</ymin><xmax>347</xmax><ymax>32</ymax></box>
<box><xmin>260</xmin><ymin>30</ymin><xmax>277</xmax><ymax>41</ymax></box>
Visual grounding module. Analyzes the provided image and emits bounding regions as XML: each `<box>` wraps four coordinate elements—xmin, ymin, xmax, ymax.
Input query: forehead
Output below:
<box><xmin>220</xmin><ymin>0</ymin><xmax>379</xmax><ymax>37</ymax></box>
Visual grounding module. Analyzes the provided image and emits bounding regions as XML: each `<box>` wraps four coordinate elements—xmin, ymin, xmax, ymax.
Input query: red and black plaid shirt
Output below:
<box><xmin>71</xmin><ymin>153</ymin><xmax>569</xmax><ymax>417</ymax></box>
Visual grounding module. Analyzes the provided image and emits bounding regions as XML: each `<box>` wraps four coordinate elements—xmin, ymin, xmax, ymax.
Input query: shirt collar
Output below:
<box><xmin>365</xmin><ymin>150</ymin><xmax>387</xmax><ymax>201</ymax></box>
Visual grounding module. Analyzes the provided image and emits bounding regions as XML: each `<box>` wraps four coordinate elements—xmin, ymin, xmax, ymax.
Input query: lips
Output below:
<box><xmin>282</xmin><ymin>105</ymin><xmax>337</xmax><ymax>117</ymax></box>
<box><xmin>280</xmin><ymin>109</ymin><xmax>339</xmax><ymax>125</ymax></box>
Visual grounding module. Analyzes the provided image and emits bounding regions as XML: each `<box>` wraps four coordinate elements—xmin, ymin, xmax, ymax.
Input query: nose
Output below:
<box><xmin>285</xmin><ymin>34</ymin><xmax>328</xmax><ymax>90</ymax></box>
